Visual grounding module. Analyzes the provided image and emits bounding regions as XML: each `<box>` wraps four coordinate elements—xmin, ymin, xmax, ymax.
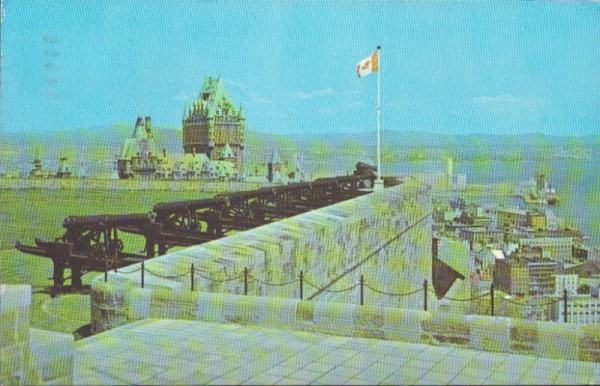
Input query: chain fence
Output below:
<box><xmin>103</xmin><ymin>262</ymin><xmax>573</xmax><ymax>322</ymax></box>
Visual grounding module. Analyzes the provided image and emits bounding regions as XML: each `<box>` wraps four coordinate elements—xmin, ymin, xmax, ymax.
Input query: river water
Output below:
<box><xmin>390</xmin><ymin>159</ymin><xmax>600</xmax><ymax>248</ymax></box>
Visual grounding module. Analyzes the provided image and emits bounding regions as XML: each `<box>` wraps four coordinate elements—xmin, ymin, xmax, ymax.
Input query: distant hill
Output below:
<box><xmin>1</xmin><ymin>127</ymin><xmax>598</xmax><ymax>178</ymax></box>
<box><xmin>0</xmin><ymin>126</ymin><xmax>302</xmax><ymax>178</ymax></box>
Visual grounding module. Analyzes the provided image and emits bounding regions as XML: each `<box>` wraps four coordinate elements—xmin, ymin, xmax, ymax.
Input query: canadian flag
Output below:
<box><xmin>356</xmin><ymin>50</ymin><xmax>379</xmax><ymax>78</ymax></box>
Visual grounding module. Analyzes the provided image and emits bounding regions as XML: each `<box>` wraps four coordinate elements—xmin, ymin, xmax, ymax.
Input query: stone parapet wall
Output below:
<box><xmin>1</xmin><ymin>285</ymin><xmax>35</xmax><ymax>385</ymax></box>
<box><xmin>0</xmin><ymin>285</ymin><xmax>74</xmax><ymax>386</ymax></box>
<box><xmin>91</xmin><ymin>181</ymin><xmax>434</xmax><ymax>333</ymax></box>
<box><xmin>92</xmin><ymin>289</ymin><xmax>600</xmax><ymax>362</ymax></box>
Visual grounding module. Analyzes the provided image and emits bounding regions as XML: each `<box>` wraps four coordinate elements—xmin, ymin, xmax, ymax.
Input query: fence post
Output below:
<box><xmin>563</xmin><ymin>289</ymin><xmax>568</xmax><ymax>323</ymax></box>
<box><xmin>490</xmin><ymin>283</ymin><xmax>495</xmax><ymax>316</ymax></box>
<box><xmin>191</xmin><ymin>264</ymin><xmax>195</xmax><ymax>292</ymax></box>
<box><xmin>423</xmin><ymin>279</ymin><xmax>428</xmax><ymax>311</ymax></box>
<box><xmin>360</xmin><ymin>275</ymin><xmax>364</xmax><ymax>306</ymax></box>
<box><xmin>299</xmin><ymin>271</ymin><xmax>304</xmax><ymax>300</ymax></box>
<box><xmin>141</xmin><ymin>261</ymin><xmax>145</xmax><ymax>289</ymax></box>
<box><xmin>104</xmin><ymin>268</ymin><xmax>107</xmax><ymax>283</ymax></box>
<box><xmin>244</xmin><ymin>267</ymin><xmax>248</xmax><ymax>296</ymax></box>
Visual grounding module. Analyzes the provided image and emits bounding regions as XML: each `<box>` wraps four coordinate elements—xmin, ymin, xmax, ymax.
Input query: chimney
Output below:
<box><xmin>145</xmin><ymin>116</ymin><xmax>152</xmax><ymax>133</ymax></box>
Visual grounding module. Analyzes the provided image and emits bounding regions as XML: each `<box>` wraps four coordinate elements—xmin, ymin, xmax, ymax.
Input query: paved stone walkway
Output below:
<box><xmin>74</xmin><ymin>319</ymin><xmax>600</xmax><ymax>385</ymax></box>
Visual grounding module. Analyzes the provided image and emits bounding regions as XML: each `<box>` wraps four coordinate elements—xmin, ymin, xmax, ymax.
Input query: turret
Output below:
<box><xmin>145</xmin><ymin>117</ymin><xmax>152</xmax><ymax>134</ymax></box>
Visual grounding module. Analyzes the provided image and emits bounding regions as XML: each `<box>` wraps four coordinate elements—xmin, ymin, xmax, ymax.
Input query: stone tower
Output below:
<box><xmin>182</xmin><ymin>77</ymin><xmax>246</xmax><ymax>172</ymax></box>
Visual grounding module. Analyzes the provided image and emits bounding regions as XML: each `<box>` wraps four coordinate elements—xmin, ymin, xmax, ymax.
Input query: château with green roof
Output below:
<box><xmin>182</xmin><ymin>76</ymin><xmax>246</xmax><ymax>173</ymax></box>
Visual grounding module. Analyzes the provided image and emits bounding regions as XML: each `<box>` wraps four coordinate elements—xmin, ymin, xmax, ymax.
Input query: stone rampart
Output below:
<box><xmin>93</xmin><ymin>289</ymin><xmax>600</xmax><ymax>361</ymax></box>
<box><xmin>0</xmin><ymin>285</ymin><xmax>75</xmax><ymax>385</ymax></box>
<box><xmin>0</xmin><ymin>285</ymin><xmax>34</xmax><ymax>385</ymax></box>
<box><xmin>86</xmin><ymin>179</ymin><xmax>600</xmax><ymax>362</ymax></box>
<box><xmin>91</xmin><ymin>181</ymin><xmax>433</xmax><ymax>332</ymax></box>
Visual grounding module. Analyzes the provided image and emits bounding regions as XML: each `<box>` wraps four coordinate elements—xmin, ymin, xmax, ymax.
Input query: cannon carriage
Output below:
<box><xmin>16</xmin><ymin>166</ymin><xmax>379</xmax><ymax>293</ymax></box>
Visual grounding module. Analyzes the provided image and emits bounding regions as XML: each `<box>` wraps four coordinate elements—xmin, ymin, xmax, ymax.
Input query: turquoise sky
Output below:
<box><xmin>2</xmin><ymin>1</ymin><xmax>599</xmax><ymax>135</ymax></box>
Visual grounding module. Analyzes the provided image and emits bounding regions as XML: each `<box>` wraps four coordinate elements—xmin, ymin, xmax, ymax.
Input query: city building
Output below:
<box><xmin>117</xmin><ymin>116</ymin><xmax>163</xmax><ymax>179</ymax></box>
<box><xmin>528</xmin><ymin>259</ymin><xmax>558</xmax><ymax>296</ymax></box>
<box><xmin>510</xmin><ymin>246</ymin><xmax>543</xmax><ymax>261</ymax></box>
<box><xmin>590</xmin><ymin>275</ymin><xmax>600</xmax><ymax>298</ymax></box>
<box><xmin>554</xmin><ymin>274</ymin><xmax>578</xmax><ymax>296</ymax></box>
<box><xmin>55</xmin><ymin>157</ymin><xmax>72</xmax><ymax>178</ymax></box>
<box><xmin>267</xmin><ymin>149</ymin><xmax>283</xmax><ymax>183</ymax></box>
<box><xmin>472</xmin><ymin>248</ymin><xmax>496</xmax><ymax>282</ymax></box>
<box><xmin>495</xmin><ymin>258</ymin><xmax>530</xmax><ymax>296</ymax></box>
<box><xmin>526</xmin><ymin>211</ymin><xmax>547</xmax><ymax>230</ymax></box>
<box><xmin>563</xmin><ymin>260</ymin><xmax>600</xmax><ymax>278</ymax></box>
<box><xmin>573</xmin><ymin>243</ymin><xmax>592</xmax><ymax>261</ymax></box>
<box><xmin>182</xmin><ymin>76</ymin><xmax>246</xmax><ymax>174</ymax></box>
<box><xmin>458</xmin><ymin>227</ymin><xmax>503</xmax><ymax>250</ymax></box>
<box><xmin>495</xmin><ymin>250</ymin><xmax>558</xmax><ymax>296</ymax></box>
<box><xmin>496</xmin><ymin>207</ymin><xmax>528</xmax><ymax>229</ymax></box>
<box><xmin>516</xmin><ymin>237</ymin><xmax>573</xmax><ymax>261</ymax></box>
<box><xmin>548</xmin><ymin>294</ymin><xmax>600</xmax><ymax>325</ymax></box>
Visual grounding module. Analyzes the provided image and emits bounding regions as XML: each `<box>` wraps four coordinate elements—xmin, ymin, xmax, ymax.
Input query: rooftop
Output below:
<box><xmin>75</xmin><ymin>318</ymin><xmax>600</xmax><ymax>385</ymax></box>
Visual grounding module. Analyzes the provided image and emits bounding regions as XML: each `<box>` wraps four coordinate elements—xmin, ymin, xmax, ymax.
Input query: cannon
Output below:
<box><xmin>15</xmin><ymin>166</ymin><xmax>383</xmax><ymax>293</ymax></box>
<box><xmin>15</xmin><ymin>213</ymin><xmax>153</xmax><ymax>291</ymax></box>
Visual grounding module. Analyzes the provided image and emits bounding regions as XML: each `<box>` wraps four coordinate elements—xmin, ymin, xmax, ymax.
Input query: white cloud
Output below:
<box><xmin>296</xmin><ymin>88</ymin><xmax>334</xmax><ymax>99</ymax></box>
<box><xmin>223</xmin><ymin>78</ymin><xmax>248</xmax><ymax>90</ymax></box>
<box><xmin>172</xmin><ymin>92</ymin><xmax>197</xmax><ymax>103</ymax></box>
<box><xmin>473</xmin><ymin>93</ymin><xmax>546</xmax><ymax>107</ymax></box>
<box><xmin>248</xmin><ymin>92</ymin><xmax>274</xmax><ymax>105</ymax></box>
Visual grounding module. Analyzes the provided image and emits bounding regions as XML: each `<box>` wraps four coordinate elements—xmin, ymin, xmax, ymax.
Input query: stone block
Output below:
<box><xmin>222</xmin><ymin>295</ymin><xmax>265</xmax><ymax>324</ymax></box>
<box><xmin>381</xmin><ymin>307</ymin><xmax>425</xmax><ymax>343</ymax></box>
<box><xmin>535</xmin><ymin>323</ymin><xmax>583</xmax><ymax>360</ymax></box>
<box><xmin>1</xmin><ymin>346</ymin><xmax>28</xmax><ymax>385</ymax></box>
<box><xmin>314</xmin><ymin>302</ymin><xmax>357</xmax><ymax>335</ymax></box>
<box><xmin>196</xmin><ymin>293</ymin><xmax>226</xmax><ymax>323</ymax></box>
<box><xmin>149</xmin><ymin>287</ymin><xmax>187</xmax><ymax>320</ymax></box>
<box><xmin>579</xmin><ymin>324</ymin><xmax>600</xmax><ymax>362</ymax></box>
<box><xmin>0</xmin><ymin>285</ymin><xmax>31</xmax><ymax>348</ymax></box>
<box><xmin>28</xmin><ymin>329</ymin><xmax>74</xmax><ymax>383</ymax></box>
<box><xmin>468</xmin><ymin>315</ymin><xmax>511</xmax><ymax>352</ymax></box>
<box><xmin>128</xmin><ymin>288</ymin><xmax>153</xmax><ymax>320</ymax></box>
<box><xmin>509</xmin><ymin>318</ymin><xmax>538</xmax><ymax>355</ymax></box>
<box><xmin>263</xmin><ymin>298</ymin><xmax>299</xmax><ymax>326</ymax></box>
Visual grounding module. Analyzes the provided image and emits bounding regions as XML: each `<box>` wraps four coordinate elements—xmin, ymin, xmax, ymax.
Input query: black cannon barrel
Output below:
<box><xmin>154</xmin><ymin>172</ymin><xmax>372</xmax><ymax>213</ymax></box>
<box><xmin>214</xmin><ymin>189</ymin><xmax>261</xmax><ymax>201</ymax></box>
<box><xmin>63</xmin><ymin>213</ymin><xmax>151</xmax><ymax>229</ymax></box>
<box><xmin>153</xmin><ymin>197</ymin><xmax>225</xmax><ymax>213</ymax></box>
<box><xmin>313</xmin><ymin>175</ymin><xmax>362</xmax><ymax>186</ymax></box>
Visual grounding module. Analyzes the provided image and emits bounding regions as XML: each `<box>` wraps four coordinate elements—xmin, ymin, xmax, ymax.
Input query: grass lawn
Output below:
<box><xmin>0</xmin><ymin>188</ymin><xmax>220</xmax><ymax>333</ymax></box>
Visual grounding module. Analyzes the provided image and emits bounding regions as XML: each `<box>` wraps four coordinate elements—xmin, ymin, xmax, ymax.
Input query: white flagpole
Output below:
<box><xmin>374</xmin><ymin>45</ymin><xmax>384</xmax><ymax>191</ymax></box>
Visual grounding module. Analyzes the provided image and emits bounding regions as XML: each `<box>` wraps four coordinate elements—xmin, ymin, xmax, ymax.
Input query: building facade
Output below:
<box><xmin>554</xmin><ymin>274</ymin><xmax>578</xmax><ymax>296</ymax></box>
<box><xmin>526</xmin><ymin>211</ymin><xmax>547</xmax><ymax>230</ymax></box>
<box><xmin>527</xmin><ymin>259</ymin><xmax>558</xmax><ymax>296</ymax></box>
<box><xmin>496</xmin><ymin>207</ymin><xmax>528</xmax><ymax>229</ymax></box>
<box><xmin>117</xmin><ymin>116</ymin><xmax>163</xmax><ymax>179</ymax></box>
<box><xmin>182</xmin><ymin>77</ymin><xmax>246</xmax><ymax>174</ymax></box>
<box><xmin>495</xmin><ymin>258</ymin><xmax>530</xmax><ymax>296</ymax></box>
<box><xmin>458</xmin><ymin>227</ymin><xmax>503</xmax><ymax>250</ymax></box>
<box><xmin>549</xmin><ymin>295</ymin><xmax>600</xmax><ymax>325</ymax></box>
<box><xmin>517</xmin><ymin>237</ymin><xmax>573</xmax><ymax>261</ymax></box>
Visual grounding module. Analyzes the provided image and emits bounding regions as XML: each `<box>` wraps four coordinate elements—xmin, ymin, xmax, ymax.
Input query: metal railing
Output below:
<box><xmin>104</xmin><ymin>264</ymin><xmax>569</xmax><ymax>322</ymax></box>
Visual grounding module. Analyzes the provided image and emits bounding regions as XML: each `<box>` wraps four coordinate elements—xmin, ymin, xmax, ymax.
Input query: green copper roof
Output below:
<box><xmin>185</xmin><ymin>76</ymin><xmax>244</xmax><ymax>120</ymax></box>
